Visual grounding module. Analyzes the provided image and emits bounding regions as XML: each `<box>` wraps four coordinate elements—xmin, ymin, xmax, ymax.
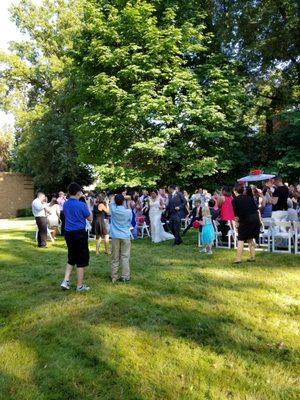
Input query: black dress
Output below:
<box><xmin>232</xmin><ymin>195</ymin><xmax>260</xmax><ymax>241</ymax></box>
<box><xmin>92</xmin><ymin>205</ymin><xmax>108</xmax><ymax>237</ymax></box>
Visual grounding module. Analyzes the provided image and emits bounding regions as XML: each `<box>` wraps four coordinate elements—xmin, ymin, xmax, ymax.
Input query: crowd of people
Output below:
<box><xmin>31</xmin><ymin>178</ymin><xmax>300</xmax><ymax>291</ymax></box>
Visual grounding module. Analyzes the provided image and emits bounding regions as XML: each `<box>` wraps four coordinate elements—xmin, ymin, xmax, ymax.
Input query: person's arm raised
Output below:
<box><xmin>98</xmin><ymin>203</ymin><xmax>109</xmax><ymax>214</ymax></box>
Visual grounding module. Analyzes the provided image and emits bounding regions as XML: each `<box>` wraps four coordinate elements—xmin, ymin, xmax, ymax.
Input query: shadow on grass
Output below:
<box><xmin>0</xmin><ymin>224</ymin><xmax>299</xmax><ymax>399</ymax></box>
<box><xmin>1</xmin><ymin>287</ymin><xmax>297</xmax><ymax>400</ymax></box>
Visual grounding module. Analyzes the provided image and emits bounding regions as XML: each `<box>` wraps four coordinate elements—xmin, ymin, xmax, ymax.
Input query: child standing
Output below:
<box><xmin>200</xmin><ymin>205</ymin><xmax>215</xmax><ymax>255</ymax></box>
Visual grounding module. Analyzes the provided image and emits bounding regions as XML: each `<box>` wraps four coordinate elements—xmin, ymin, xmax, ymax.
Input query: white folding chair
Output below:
<box><xmin>259</xmin><ymin>218</ymin><xmax>273</xmax><ymax>251</ymax></box>
<box><xmin>293</xmin><ymin>221</ymin><xmax>300</xmax><ymax>254</ymax></box>
<box><xmin>130</xmin><ymin>227</ymin><xmax>134</xmax><ymax>240</ymax></box>
<box><xmin>181</xmin><ymin>218</ymin><xmax>190</xmax><ymax>230</ymax></box>
<box><xmin>137</xmin><ymin>221</ymin><xmax>150</xmax><ymax>238</ymax></box>
<box><xmin>271</xmin><ymin>221</ymin><xmax>293</xmax><ymax>253</ymax></box>
<box><xmin>213</xmin><ymin>220</ymin><xmax>234</xmax><ymax>249</ymax></box>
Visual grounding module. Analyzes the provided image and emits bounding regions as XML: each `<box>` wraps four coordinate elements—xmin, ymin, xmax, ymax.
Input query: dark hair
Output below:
<box><xmin>79</xmin><ymin>196</ymin><xmax>86</xmax><ymax>203</ymax></box>
<box><xmin>208</xmin><ymin>199</ymin><xmax>215</xmax><ymax>207</ymax></box>
<box><xmin>96</xmin><ymin>195</ymin><xmax>105</xmax><ymax>205</ymax></box>
<box><xmin>151</xmin><ymin>189</ymin><xmax>158</xmax><ymax>195</ymax></box>
<box><xmin>234</xmin><ymin>184</ymin><xmax>244</xmax><ymax>195</ymax></box>
<box><xmin>68</xmin><ymin>182</ymin><xmax>82</xmax><ymax>196</ymax></box>
<box><xmin>169</xmin><ymin>184</ymin><xmax>176</xmax><ymax>190</ymax></box>
<box><xmin>222</xmin><ymin>186</ymin><xmax>232</xmax><ymax>196</ymax></box>
<box><xmin>262</xmin><ymin>186</ymin><xmax>269</xmax><ymax>195</ymax></box>
<box><xmin>115</xmin><ymin>194</ymin><xmax>125</xmax><ymax>206</ymax></box>
<box><xmin>274</xmin><ymin>176</ymin><xmax>282</xmax><ymax>182</ymax></box>
<box><xmin>246</xmin><ymin>187</ymin><xmax>253</xmax><ymax>197</ymax></box>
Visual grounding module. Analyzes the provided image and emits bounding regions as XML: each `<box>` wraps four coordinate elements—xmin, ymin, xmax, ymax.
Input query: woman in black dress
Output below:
<box><xmin>93</xmin><ymin>195</ymin><xmax>110</xmax><ymax>255</ymax></box>
<box><xmin>232</xmin><ymin>185</ymin><xmax>260</xmax><ymax>263</ymax></box>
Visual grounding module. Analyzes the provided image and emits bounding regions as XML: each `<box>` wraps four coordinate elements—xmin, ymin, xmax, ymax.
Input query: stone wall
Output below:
<box><xmin>0</xmin><ymin>172</ymin><xmax>34</xmax><ymax>218</ymax></box>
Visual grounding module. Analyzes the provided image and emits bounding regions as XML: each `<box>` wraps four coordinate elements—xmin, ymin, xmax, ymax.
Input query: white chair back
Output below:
<box><xmin>293</xmin><ymin>221</ymin><xmax>300</xmax><ymax>254</ymax></box>
<box><xmin>271</xmin><ymin>221</ymin><xmax>292</xmax><ymax>253</ymax></box>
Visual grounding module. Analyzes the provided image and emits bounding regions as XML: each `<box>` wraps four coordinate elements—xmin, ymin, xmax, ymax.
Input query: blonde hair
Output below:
<box><xmin>202</xmin><ymin>205</ymin><xmax>211</xmax><ymax>217</ymax></box>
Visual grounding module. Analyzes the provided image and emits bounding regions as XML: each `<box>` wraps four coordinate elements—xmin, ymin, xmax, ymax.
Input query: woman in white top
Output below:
<box><xmin>149</xmin><ymin>190</ymin><xmax>174</xmax><ymax>243</ymax></box>
<box><xmin>47</xmin><ymin>197</ymin><xmax>61</xmax><ymax>236</ymax></box>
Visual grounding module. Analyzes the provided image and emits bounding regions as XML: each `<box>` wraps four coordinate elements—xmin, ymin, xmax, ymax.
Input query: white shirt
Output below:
<box><xmin>32</xmin><ymin>198</ymin><xmax>47</xmax><ymax>217</ymax></box>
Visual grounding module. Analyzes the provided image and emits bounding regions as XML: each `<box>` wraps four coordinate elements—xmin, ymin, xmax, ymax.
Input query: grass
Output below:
<box><xmin>0</xmin><ymin>218</ymin><xmax>299</xmax><ymax>400</ymax></box>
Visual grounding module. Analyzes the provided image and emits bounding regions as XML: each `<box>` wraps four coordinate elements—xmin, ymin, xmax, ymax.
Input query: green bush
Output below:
<box><xmin>16</xmin><ymin>208</ymin><xmax>33</xmax><ymax>217</ymax></box>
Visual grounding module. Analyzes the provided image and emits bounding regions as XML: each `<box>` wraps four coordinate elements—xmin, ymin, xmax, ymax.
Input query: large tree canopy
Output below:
<box><xmin>0</xmin><ymin>0</ymin><xmax>299</xmax><ymax>191</ymax></box>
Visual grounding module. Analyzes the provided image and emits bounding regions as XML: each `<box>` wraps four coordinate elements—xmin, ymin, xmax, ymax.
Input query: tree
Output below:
<box><xmin>70</xmin><ymin>1</ymin><xmax>251</xmax><ymax>189</ymax></box>
<box><xmin>0</xmin><ymin>125</ymin><xmax>14</xmax><ymax>171</ymax></box>
<box><xmin>0</xmin><ymin>0</ymin><xmax>93</xmax><ymax>193</ymax></box>
<box><xmin>1</xmin><ymin>0</ymin><xmax>298</xmax><ymax>190</ymax></box>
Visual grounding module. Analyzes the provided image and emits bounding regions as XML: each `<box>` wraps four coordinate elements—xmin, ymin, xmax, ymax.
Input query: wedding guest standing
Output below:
<box><xmin>57</xmin><ymin>191</ymin><xmax>66</xmax><ymax>236</ymax></box>
<box><xmin>217</xmin><ymin>186</ymin><xmax>235</xmax><ymax>242</ymax></box>
<box><xmin>93</xmin><ymin>195</ymin><xmax>110</xmax><ymax>255</ymax></box>
<box><xmin>32</xmin><ymin>192</ymin><xmax>50</xmax><ymax>248</ymax></box>
<box><xmin>60</xmin><ymin>183</ymin><xmax>92</xmax><ymax>292</ymax></box>
<box><xmin>271</xmin><ymin>176</ymin><xmax>289</xmax><ymax>222</ymax></box>
<box><xmin>232</xmin><ymin>185</ymin><xmax>260</xmax><ymax>264</ymax></box>
<box><xmin>261</xmin><ymin>186</ymin><xmax>273</xmax><ymax>218</ymax></box>
<box><xmin>130</xmin><ymin>201</ymin><xmax>138</xmax><ymax>240</ymax></box>
<box><xmin>110</xmin><ymin>194</ymin><xmax>132</xmax><ymax>283</ymax></box>
<box><xmin>47</xmin><ymin>197</ymin><xmax>60</xmax><ymax>237</ymax></box>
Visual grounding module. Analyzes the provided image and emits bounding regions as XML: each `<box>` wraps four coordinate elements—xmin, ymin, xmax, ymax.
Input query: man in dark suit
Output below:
<box><xmin>166</xmin><ymin>185</ymin><xmax>187</xmax><ymax>245</ymax></box>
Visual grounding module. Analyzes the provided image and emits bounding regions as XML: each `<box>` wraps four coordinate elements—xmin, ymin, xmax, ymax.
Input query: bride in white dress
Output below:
<box><xmin>149</xmin><ymin>190</ymin><xmax>174</xmax><ymax>243</ymax></box>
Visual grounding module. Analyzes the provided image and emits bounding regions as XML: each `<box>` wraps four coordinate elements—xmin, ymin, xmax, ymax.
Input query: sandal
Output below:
<box><xmin>233</xmin><ymin>260</ymin><xmax>242</xmax><ymax>264</ymax></box>
<box><xmin>247</xmin><ymin>259</ymin><xmax>255</xmax><ymax>263</ymax></box>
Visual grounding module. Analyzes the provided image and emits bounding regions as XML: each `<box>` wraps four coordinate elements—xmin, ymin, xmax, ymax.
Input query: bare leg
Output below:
<box><xmin>77</xmin><ymin>267</ymin><xmax>84</xmax><ymax>287</ymax></box>
<box><xmin>248</xmin><ymin>239</ymin><xmax>255</xmax><ymax>260</ymax></box>
<box><xmin>64</xmin><ymin>263</ymin><xmax>73</xmax><ymax>281</ymax></box>
<box><xmin>104</xmin><ymin>235</ymin><xmax>111</xmax><ymax>254</ymax></box>
<box><xmin>235</xmin><ymin>240</ymin><xmax>244</xmax><ymax>262</ymax></box>
<box><xmin>96</xmin><ymin>236</ymin><xmax>101</xmax><ymax>255</ymax></box>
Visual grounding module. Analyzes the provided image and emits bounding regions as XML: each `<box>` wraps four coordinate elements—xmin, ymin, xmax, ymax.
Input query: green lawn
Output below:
<box><xmin>0</xmin><ymin>218</ymin><xmax>299</xmax><ymax>400</ymax></box>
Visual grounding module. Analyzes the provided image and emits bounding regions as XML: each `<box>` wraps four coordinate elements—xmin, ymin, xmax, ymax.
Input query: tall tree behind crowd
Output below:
<box><xmin>0</xmin><ymin>0</ymin><xmax>298</xmax><ymax>190</ymax></box>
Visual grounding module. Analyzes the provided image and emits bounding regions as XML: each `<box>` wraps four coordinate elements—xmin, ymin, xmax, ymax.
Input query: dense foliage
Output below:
<box><xmin>0</xmin><ymin>126</ymin><xmax>14</xmax><ymax>171</ymax></box>
<box><xmin>0</xmin><ymin>0</ymin><xmax>299</xmax><ymax>191</ymax></box>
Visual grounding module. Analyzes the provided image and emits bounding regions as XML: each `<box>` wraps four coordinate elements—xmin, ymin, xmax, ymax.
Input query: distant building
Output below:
<box><xmin>0</xmin><ymin>172</ymin><xmax>34</xmax><ymax>218</ymax></box>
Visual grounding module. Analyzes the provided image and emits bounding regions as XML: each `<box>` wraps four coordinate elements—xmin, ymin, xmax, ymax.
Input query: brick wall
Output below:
<box><xmin>0</xmin><ymin>172</ymin><xmax>34</xmax><ymax>218</ymax></box>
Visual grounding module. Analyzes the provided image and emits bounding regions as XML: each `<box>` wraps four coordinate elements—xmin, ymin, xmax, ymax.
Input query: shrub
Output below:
<box><xmin>16</xmin><ymin>208</ymin><xmax>33</xmax><ymax>217</ymax></box>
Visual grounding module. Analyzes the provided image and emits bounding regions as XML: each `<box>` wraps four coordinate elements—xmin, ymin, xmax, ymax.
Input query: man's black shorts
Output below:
<box><xmin>65</xmin><ymin>229</ymin><xmax>89</xmax><ymax>267</ymax></box>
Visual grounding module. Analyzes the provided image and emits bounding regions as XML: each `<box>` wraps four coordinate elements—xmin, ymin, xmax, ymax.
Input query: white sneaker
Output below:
<box><xmin>61</xmin><ymin>280</ymin><xmax>71</xmax><ymax>290</ymax></box>
<box><xmin>76</xmin><ymin>284</ymin><xmax>90</xmax><ymax>292</ymax></box>
<box><xmin>200</xmin><ymin>248</ymin><xmax>207</xmax><ymax>253</ymax></box>
<box><xmin>207</xmin><ymin>250</ymin><xmax>213</xmax><ymax>255</ymax></box>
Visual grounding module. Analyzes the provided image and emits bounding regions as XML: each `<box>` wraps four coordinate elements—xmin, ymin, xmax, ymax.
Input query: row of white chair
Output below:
<box><xmin>198</xmin><ymin>219</ymin><xmax>300</xmax><ymax>254</ymax></box>
<box><xmin>259</xmin><ymin>219</ymin><xmax>300</xmax><ymax>254</ymax></box>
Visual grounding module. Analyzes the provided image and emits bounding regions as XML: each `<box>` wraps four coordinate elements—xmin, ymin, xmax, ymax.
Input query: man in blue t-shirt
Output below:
<box><xmin>60</xmin><ymin>182</ymin><xmax>92</xmax><ymax>292</ymax></box>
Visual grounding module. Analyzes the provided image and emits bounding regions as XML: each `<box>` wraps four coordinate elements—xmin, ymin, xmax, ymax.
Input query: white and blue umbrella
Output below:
<box><xmin>237</xmin><ymin>173</ymin><xmax>275</xmax><ymax>183</ymax></box>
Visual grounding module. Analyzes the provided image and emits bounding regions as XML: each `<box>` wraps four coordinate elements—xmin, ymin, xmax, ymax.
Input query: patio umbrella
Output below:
<box><xmin>237</xmin><ymin>173</ymin><xmax>275</xmax><ymax>183</ymax></box>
